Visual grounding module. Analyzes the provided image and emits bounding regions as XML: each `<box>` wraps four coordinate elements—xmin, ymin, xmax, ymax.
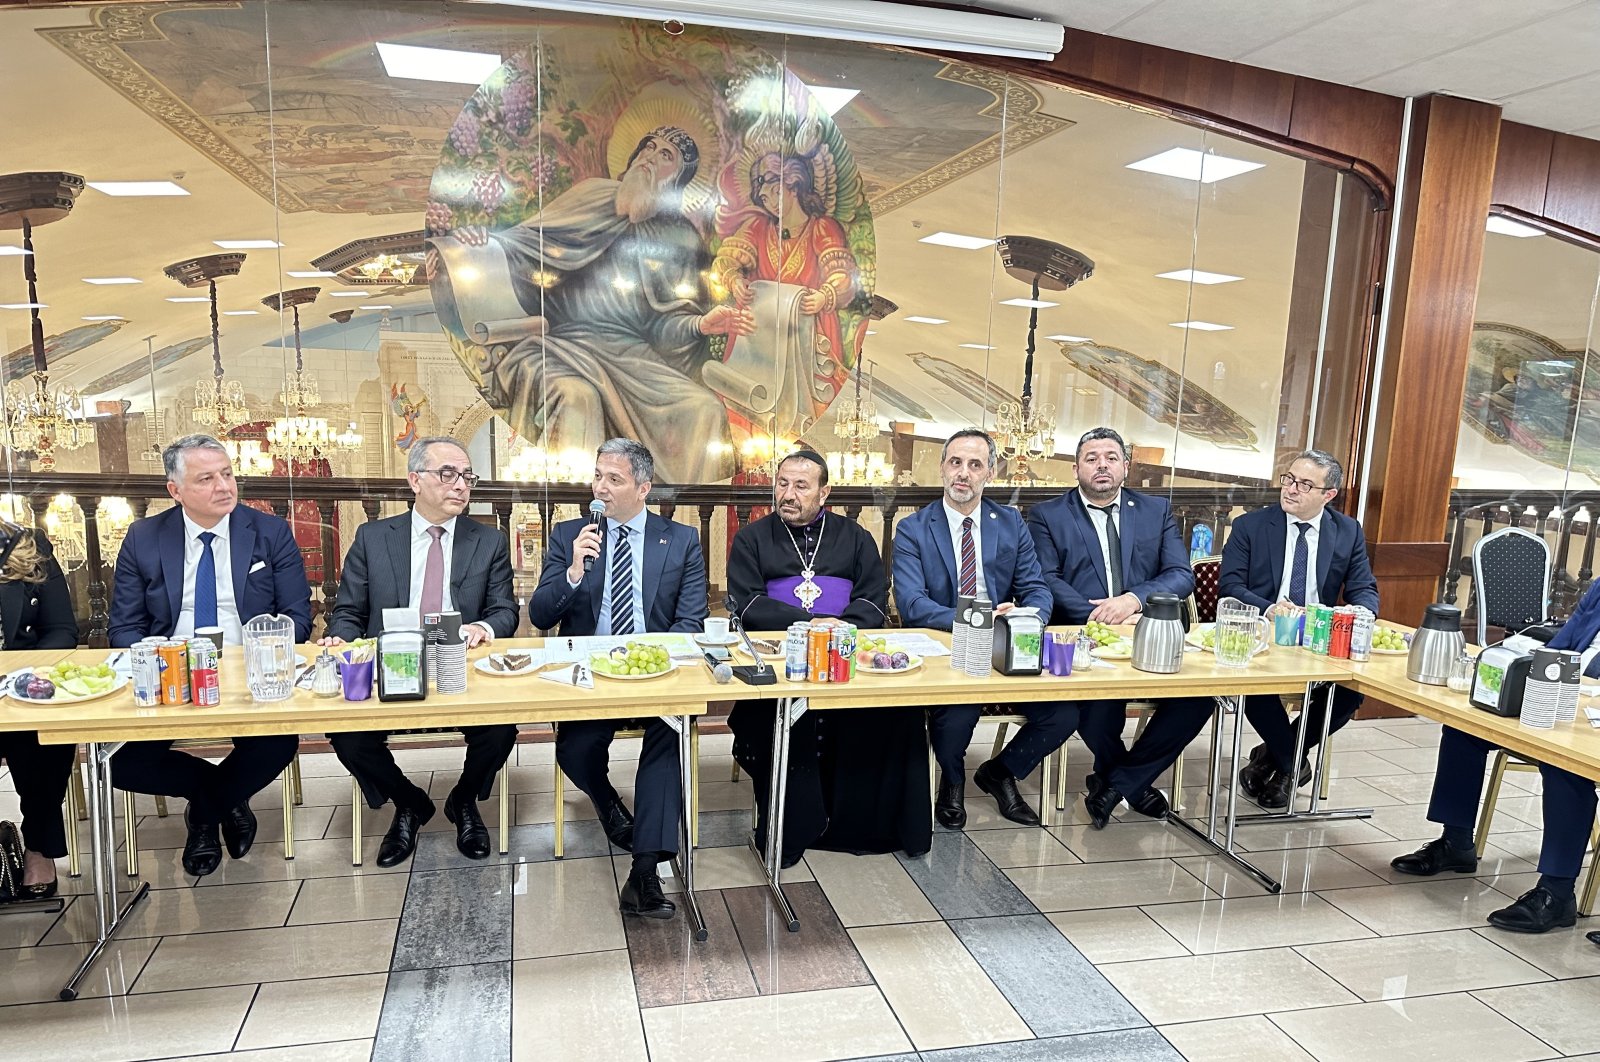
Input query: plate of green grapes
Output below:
<box><xmin>1081</xmin><ymin>621</ymin><xmax>1134</xmax><ymax>659</ymax></box>
<box><xmin>589</xmin><ymin>641</ymin><xmax>677</xmax><ymax>680</ymax></box>
<box><xmin>5</xmin><ymin>661</ymin><xmax>128</xmax><ymax>704</ymax></box>
<box><xmin>1370</xmin><ymin>627</ymin><xmax>1410</xmax><ymax>655</ymax></box>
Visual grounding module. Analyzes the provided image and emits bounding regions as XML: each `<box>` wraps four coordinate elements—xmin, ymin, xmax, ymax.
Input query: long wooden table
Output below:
<box><xmin>0</xmin><ymin>639</ymin><xmax>746</xmax><ymax>998</ymax></box>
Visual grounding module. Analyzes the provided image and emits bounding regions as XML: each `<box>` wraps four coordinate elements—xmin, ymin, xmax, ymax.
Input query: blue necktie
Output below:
<box><xmin>610</xmin><ymin>525</ymin><xmax>635</xmax><ymax>636</ymax></box>
<box><xmin>195</xmin><ymin>530</ymin><xmax>219</xmax><ymax>629</ymax></box>
<box><xmin>1289</xmin><ymin>521</ymin><xmax>1311</xmax><ymax>606</ymax></box>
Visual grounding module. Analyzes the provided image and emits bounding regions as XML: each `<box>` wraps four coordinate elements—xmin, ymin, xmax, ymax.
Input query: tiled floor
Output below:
<box><xmin>1</xmin><ymin>715</ymin><xmax>1595</xmax><ymax>1061</ymax></box>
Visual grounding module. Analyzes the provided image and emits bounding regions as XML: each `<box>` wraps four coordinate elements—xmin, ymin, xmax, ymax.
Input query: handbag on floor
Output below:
<box><xmin>0</xmin><ymin>821</ymin><xmax>25</xmax><ymax>903</ymax></box>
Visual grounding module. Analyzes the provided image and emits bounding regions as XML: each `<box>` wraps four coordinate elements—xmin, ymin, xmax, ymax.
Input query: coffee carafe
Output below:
<box><xmin>1131</xmin><ymin>593</ymin><xmax>1186</xmax><ymax>674</ymax></box>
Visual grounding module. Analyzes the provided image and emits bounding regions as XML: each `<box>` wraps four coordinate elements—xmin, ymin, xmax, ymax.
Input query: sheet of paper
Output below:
<box><xmin>880</xmin><ymin>632</ymin><xmax>951</xmax><ymax>658</ymax></box>
<box><xmin>539</xmin><ymin>633</ymin><xmax>701</xmax><ymax>663</ymax></box>
<box><xmin>537</xmin><ymin>663</ymin><xmax>593</xmax><ymax>689</ymax></box>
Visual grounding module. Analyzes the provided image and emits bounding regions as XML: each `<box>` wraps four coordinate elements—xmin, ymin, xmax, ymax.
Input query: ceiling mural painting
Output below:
<box><xmin>1057</xmin><ymin>339</ymin><xmax>1260</xmax><ymax>452</ymax></box>
<box><xmin>80</xmin><ymin>335</ymin><xmax>210</xmax><ymax>394</ymax></box>
<box><xmin>4</xmin><ymin>320</ymin><xmax>126</xmax><ymax>380</ymax></box>
<box><xmin>1461</xmin><ymin>322</ymin><xmax>1600</xmax><ymax>479</ymax></box>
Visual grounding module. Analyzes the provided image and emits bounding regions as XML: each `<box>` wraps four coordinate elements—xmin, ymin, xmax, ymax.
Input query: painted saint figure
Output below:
<box><xmin>430</xmin><ymin>126</ymin><xmax>752</xmax><ymax>483</ymax></box>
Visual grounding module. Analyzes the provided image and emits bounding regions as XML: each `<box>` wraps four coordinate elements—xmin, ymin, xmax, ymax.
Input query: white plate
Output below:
<box><xmin>590</xmin><ymin>658</ymin><xmax>678</xmax><ymax>681</ymax></box>
<box><xmin>1370</xmin><ymin>646</ymin><xmax>1409</xmax><ymax>656</ymax></box>
<box><xmin>474</xmin><ymin>656</ymin><xmax>540</xmax><ymax>677</ymax></box>
<box><xmin>858</xmin><ymin>655</ymin><xmax>923</xmax><ymax>675</ymax></box>
<box><xmin>736</xmin><ymin>641</ymin><xmax>785</xmax><ymax>661</ymax></box>
<box><xmin>1090</xmin><ymin>641</ymin><xmax>1133</xmax><ymax>660</ymax></box>
<box><xmin>694</xmin><ymin>634</ymin><xmax>739</xmax><ymax>647</ymax></box>
<box><xmin>3</xmin><ymin>666</ymin><xmax>130</xmax><ymax>705</ymax></box>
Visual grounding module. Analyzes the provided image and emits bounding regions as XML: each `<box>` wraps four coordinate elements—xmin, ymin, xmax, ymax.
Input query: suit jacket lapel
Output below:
<box><xmin>1266</xmin><ymin>507</ymin><xmax>1288</xmax><ymax>596</ymax></box>
<box><xmin>1118</xmin><ymin>493</ymin><xmax>1137</xmax><ymax>588</ymax></box>
<box><xmin>159</xmin><ymin>507</ymin><xmax>185</xmax><ymax>624</ymax></box>
<box><xmin>450</xmin><ymin>518</ymin><xmax>480</xmax><ymax>602</ymax></box>
<box><xmin>929</xmin><ymin>505</ymin><xmax>958</xmax><ymax>590</ymax></box>
<box><xmin>642</xmin><ymin>515</ymin><xmax>666</xmax><ymax>622</ymax></box>
<box><xmin>1068</xmin><ymin>491</ymin><xmax>1111</xmax><ymax>597</ymax></box>
<box><xmin>587</xmin><ymin>520</ymin><xmax>608</xmax><ymax>625</ymax></box>
<box><xmin>980</xmin><ymin>501</ymin><xmax>1001</xmax><ymax>600</ymax></box>
<box><xmin>230</xmin><ymin>507</ymin><xmax>256</xmax><ymax>615</ymax></box>
<box><xmin>388</xmin><ymin>515</ymin><xmax>412</xmax><ymax>606</ymax></box>
<box><xmin>1316</xmin><ymin>510</ymin><xmax>1337</xmax><ymax>599</ymax></box>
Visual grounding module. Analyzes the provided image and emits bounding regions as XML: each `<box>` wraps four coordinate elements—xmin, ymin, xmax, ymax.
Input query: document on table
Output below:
<box><xmin>538</xmin><ymin>633</ymin><xmax>701</xmax><ymax>664</ymax></box>
<box><xmin>881</xmin><ymin>632</ymin><xmax>951</xmax><ymax>658</ymax></box>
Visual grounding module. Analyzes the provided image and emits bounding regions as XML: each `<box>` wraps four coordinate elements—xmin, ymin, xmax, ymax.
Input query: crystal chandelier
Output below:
<box><xmin>826</xmin><ymin>295</ymin><xmax>896</xmax><ymax>486</ymax></box>
<box><xmin>166</xmin><ymin>252</ymin><xmax>251</xmax><ymax>433</ymax></box>
<box><xmin>225</xmin><ymin>438</ymin><xmax>274</xmax><ymax>476</ymax></box>
<box><xmin>96</xmin><ymin>496</ymin><xmax>135</xmax><ymax>565</ymax></box>
<box><xmin>0</xmin><ymin>172</ymin><xmax>95</xmax><ymax>471</ymax></box>
<box><xmin>138</xmin><ymin>337</ymin><xmax>170</xmax><ymax>466</ymax></box>
<box><xmin>504</xmin><ymin>441</ymin><xmax>591</xmax><ymax>484</ymax></box>
<box><xmin>262</xmin><ymin>286</ymin><xmax>361</xmax><ymax>461</ymax></box>
<box><xmin>356</xmin><ymin>252</ymin><xmax>420</xmax><ymax>286</ymax></box>
<box><xmin>992</xmin><ymin>236</ymin><xmax>1094</xmax><ymax>485</ymax></box>
<box><xmin>43</xmin><ymin>494</ymin><xmax>87</xmax><ymax>573</ymax></box>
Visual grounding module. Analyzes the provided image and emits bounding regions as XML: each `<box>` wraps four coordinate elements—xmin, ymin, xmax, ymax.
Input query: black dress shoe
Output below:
<box><xmin>975</xmin><ymin>760</ymin><xmax>1041</xmax><ymax>826</ymax></box>
<box><xmin>182</xmin><ymin>810</ymin><xmax>223</xmax><ymax>878</ymax></box>
<box><xmin>1487</xmin><ymin>886</ymin><xmax>1577</xmax><ymax>933</ymax></box>
<box><xmin>443</xmin><ymin>793</ymin><xmax>491</xmax><ymax>860</ymax></box>
<box><xmin>1084</xmin><ymin>782</ymin><xmax>1122</xmax><ymax>829</ymax></box>
<box><xmin>1257</xmin><ymin>767</ymin><xmax>1301</xmax><ymax>809</ymax></box>
<box><xmin>620</xmin><ymin>868</ymin><xmax>676</xmax><ymax>919</ymax></box>
<box><xmin>1128</xmin><ymin>787</ymin><xmax>1170</xmax><ymax>819</ymax></box>
<box><xmin>19</xmin><ymin>878</ymin><xmax>58</xmax><ymax>900</ymax></box>
<box><xmin>1238</xmin><ymin>744</ymin><xmax>1274</xmax><ymax>800</ymax></box>
<box><xmin>376</xmin><ymin>802</ymin><xmax>435</xmax><ymax>868</ymax></box>
<box><xmin>1390</xmin><ymin>838</ymin><xmax>1479</xmax><ymax>876</ymax></box>
<box><xmin>598</xmin><ymin>799</ymin><xmax>635</xmax><ymax>852</ymax></box>
<box><xmin>935</xmin><ymin>771</ymin><xmax>967</xmax><ymax>830</ymax></box>
<box><xmin>1587</xmin><ymin>930</ymin><xmax>1600</xmax><ymax>948</ymax></box>
<box><xmin>220</xmin><ymin>803</ymin><xmax>257</xmax><ymax>860</ymax></box>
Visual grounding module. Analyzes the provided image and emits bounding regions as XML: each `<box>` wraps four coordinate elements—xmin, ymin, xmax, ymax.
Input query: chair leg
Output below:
<box><xmin>122</xmin><ymin>790</ymin><xmax>140</xmax><ymax>877</ymax></box>
<box><xmin>1056</xmin><ymin>741</ymin><xmax>1069</xmax><ymax>812</ymax></box>
<box><xmin>73</xmin><ymin>761</ymin><xmax>89</xmax><ymax>822</ymax></box>
<box><xmin>990</xmin><ymin>720</ymin><xmax>1009</xmax><ymax>763</ymax></box>
<box><xmin>281</xmin><ymin>770</ymin><xmax>295</xmax><ymax>861</ymax></box>
<box><xmin>1038</xmin><ymin>750</ymin><xmax>1053</xmax><ymax>828</ymax></box>
<box><xmin>1474</xmin><ymin>751</ymin><xmax>1511</xmax><ymax>858</ymax></box>
<box><xmin>154</xmin><ymin>794</ymin><xmax>168</xmax><ymax>818</ymax></box>
<box><xmin>1172</xmin><ymin>747</ymin><xmax>1185</xmax><ymax>812</ymax></box>
<box><xmin>64</xmin><ymin>769</ymin><xmax>81</xmax><ymax>878</ymax></box>
<box><xmin>1580</xmin><ymin>817</ymin><xmax>1600</xmax><ymax>917</ymax></box>
<box><xmin>351</xmin><ymin>778</ymin><xmax>364</xmax><ymax>867</ymax></box>
<box><xmin>730</xmin><ymin>759</ymin><xmax>740</xmax><ymax>783</ymax></box>
<box><xmin>290</xmin><ymin>754</ymin><xmax>304</xmax><ymax>807</ymax></box>
<box><xmin>498</xmin><ymin>764</ymin><xmax>510</xmax><ymax>856</ymax></box>
<box><xmin>690</xmin><ymin>721</ymin><xmax>701</xmax><ymax>849</ymax></box>
<box><xmin>553</xmin><ymin>732</ymin><xmax>565</xmax><ymax>860</ymax></box>
<box><xmin>928</xmin><ymin>741</ymin><xmax>938</xmax><ymax>829</ymax></box>
<box><xmin>1319</xmin><ymin>734</ymin><xmax>1334</xmax><ymax>801</ymax></box>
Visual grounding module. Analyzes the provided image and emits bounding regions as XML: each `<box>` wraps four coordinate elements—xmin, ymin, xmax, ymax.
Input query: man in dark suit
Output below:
<box><xmin>1220</xmin><ymin>448</ymin><xmax>1380</xmax><ymax>808</ymax></box>
<box><xmin>1026</xmin><ymin>427</ymin><xmax>1206</xmax><ymax>828</ymax></box>
<box><xmin>109</xmin><ymin>434</ymin><xmax>312</xmax><ymax>877</ymax></box>
<box><xmin>529</xmin><ymin>437</ymin><xmax>706</xmax><ymax>919</ymax></box>
<box><xmin>322</xmin><ymin>436</ymin><xmax>519</xmax><ymax>866</ymax></box>
<box><xmin>1388</xmin><ymin>578</ymin><xmax>1600</xmax><ymax>936</ymax></box>
<box><xmin>894</xmin><ymin>428</ymin><xmax>1067</xmax><ymax>829</ymax></box>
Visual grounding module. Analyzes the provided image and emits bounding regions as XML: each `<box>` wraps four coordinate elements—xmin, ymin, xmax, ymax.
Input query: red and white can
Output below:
<box><xmin>188</xmin><ymin>637</ymin><xmax>221</xmax><ymax>706</ymax></box>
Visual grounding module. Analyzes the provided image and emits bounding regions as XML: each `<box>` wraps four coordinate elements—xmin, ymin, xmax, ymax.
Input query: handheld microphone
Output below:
<box><xmin>584</xmin><ymin>500</ymin><xmax>605</xmax><ymax>573</ymax></box>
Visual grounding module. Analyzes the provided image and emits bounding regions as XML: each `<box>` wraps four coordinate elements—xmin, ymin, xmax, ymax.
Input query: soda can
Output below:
<box><xmin>784</xmin><ymin>623</ymin><xmax>809</xmax><ymax>682</ymax></box>
<box><xmin>188</xmin><ymin>637</ymin><xmax>221</xmax><ymax>706</ymax></box>
<box><xmin>1329</xmin><ymin>607</ymin><xmax>1355</xmax><ymax>660</ymax></box>
<box><xmin>1308</xmin><ymin>605</ymin><xmax>1334</xmax><ymax>655</ymax></box>
<box><xmin>1349</xmin><ymin>608</ymin><xmax>1374</xmax><ymax>662</ymax></box>
<box><xmin>829</xmin><ymin>625</ymin><xmax>857</xmax><ymax>683</ymax></box>
<box><xmin>157</xmin><ymin>639</ymin><xmax>191</xmax><ymax>705</ymax></box>
<box><xmin>807</xmin><ymin>622</ymin><xmax>832</xmax><ymax>683</ymax></box>
<box><xmin>841</xmin><ymin>624</ymin><xmax>858</xmax><ymax>680</ymax></box>
<box><xmin>130</xmin><ymin>643</ymin><xmax>162</xmax><ymax>707</ymax></box>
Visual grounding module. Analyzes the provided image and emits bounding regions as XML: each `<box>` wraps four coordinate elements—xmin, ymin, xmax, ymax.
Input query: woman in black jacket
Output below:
<box><xmin>0</xmin><ymin>523</ymin><xmax>80</xmax><ymax>898</ymax></box>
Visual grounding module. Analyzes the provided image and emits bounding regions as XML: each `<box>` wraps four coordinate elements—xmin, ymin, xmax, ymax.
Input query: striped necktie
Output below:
<box><xmin>610</xmin><ymin>525</ymin><xmax>636</xmax><ymax>636</ymax></box>
<box><xmin>958</xmin><ymin>516</ymin><xmax>977</xmax><ymax>597</ymax></box>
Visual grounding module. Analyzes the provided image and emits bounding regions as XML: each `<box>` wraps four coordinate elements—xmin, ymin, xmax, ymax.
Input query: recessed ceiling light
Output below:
<box><xmin>1170</xmin><ymin>320</ymin><xmax>1234</xmax><ymax>331</ymax></box>
<box><xmin>905</xmin><ymin>315</ymin><xmax>948</xmax><ymax>325</ymax></box>
<box><xmin>360</xmin><ymin>304</ymin><xmax>393</xmax><ymax>310</ymax></box>
<box><xmin>958</xmin><ymin>343</ymin><xmax>995</xmax><ymax>349</ymax></box>
<box><xmin>328</xmin><ymin>291</ymin><xmax>369</xmax><ymax>297</ymax></box>
<box><xmin>1486</xmin><ymin>215</ymin><xmax>1544</xmax><ymax>238</ymax></box>
<box><xmin>167</xmin><ymin>296</ymin><xmax>209</xmax><ymax>303</ymax></box>
<box><xmin>1046</xmin><ymin>334</ymin><xmax>1090</xmax><ymax>342</ymax></box>
<box><xmin>213</xmin><ymin>239</ymin><xmax>282</xmax><ymax>249</ymax></box>
<box><xmin>864</xmin><ymin>330</ymin><xmax>877</xmax><ymax>335</ymax></box>
<box><xmin>999</xmin><ymin>298</ymin><xmax>1058</xmax><ymax>309</ymax></box>
<box><xmin>804</xmin><ymin>85</ymin><xmax>859</xmax><ymax>117</ymax></box>
<box><xmin>0</xmin><ymin>246</ymin><xmax>31</xmax><ymax>256</ymax></box>
<box><xmin>82</xmin><ymin>276</ymin><xmax>141</xmax><ymax>285</ymax></box>
<box><xmin>1156</xmin><ymin>268</ymin><xmax>1243</xmax><ymax>285</ymax></box>
<box><xmin>376</xmin><ymin>41</ymin><xmax>501</xmax><ymax>85</ymax></box>
<box><xmin>87</xmin><ymin>180</ymin><xmax>189</xmax><ymax>196</ymax></box>
<box><xmin>1127</xmin><ymin>147</ymin><xmax>1264</xmax><ymax>184</ymax></box>
<box><xmin>222</xmin><ymin>310</ymin><xmax>259</xmax><ymax>316</ymax></box>
<box><xmin>82</xmin><ymin>314</ymin><xmax>124</xmax><ymax>321</ymax></box>
<box><xmin>0</xmin><ymin>302</ymin><xmax>46</xmax><ymax>310</ymax></box>
<box><xmin>286</xmin><ymin>270</ymin><xmax>337</xmax><ymax>278</ymax></box>
<box><xmin>918</xmin><ymin>232</ymin><xmax>995</xmax><ymax>250</ymax></box>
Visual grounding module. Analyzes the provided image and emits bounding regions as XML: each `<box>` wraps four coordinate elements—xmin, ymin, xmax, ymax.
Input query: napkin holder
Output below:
<box><xmin>1469</xmin><ymin>644</ymin><xmax>1531</xmax><ymax>717</ymax></box>
<box><xmin>992</xmin><ymin>608</ymin><xmax>1044</xmax><ymax>676</ymax></box>
<box><xmin>376</xmin><ymin>628</ymin><xmax>428</xmax><ymax>702</ymax></box>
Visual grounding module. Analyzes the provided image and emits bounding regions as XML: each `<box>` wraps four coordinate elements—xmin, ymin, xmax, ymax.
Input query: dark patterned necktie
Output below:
<box><xmin>958</xmin><ymin>516</ymin><xmax>977</xmax><ymax>597</ymax></box>
<box><xmin>1089</xmin><ymin>503</ymin><xmax>1123</xmax><ymax>596</ymax></box>
<box><xmin>1289</xmin><ymin>521</ymin><xmax>1311</xmax><ymax>606</ymax></box>
<box><xmin>194</xmin><ymin>531</ymin><xmax>218</xmax><ymax>629</ymax></box>
<box><xmin>610</xmin><ymin>525</ymin><xmax>635</xmax><ymax>635</ymax></box>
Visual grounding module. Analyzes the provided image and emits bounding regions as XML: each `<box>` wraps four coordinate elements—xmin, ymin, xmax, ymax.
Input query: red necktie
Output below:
<box><xmin>420</xmin><ymin>525</ymin><xmax>445</xmax><ymax>615</ymax></box>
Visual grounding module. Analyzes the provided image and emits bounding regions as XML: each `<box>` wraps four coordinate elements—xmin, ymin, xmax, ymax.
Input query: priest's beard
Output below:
<box><xmin>615</xmin><ymin>164</ymin><xmax>672</xmax><ymax>224</ymax></box>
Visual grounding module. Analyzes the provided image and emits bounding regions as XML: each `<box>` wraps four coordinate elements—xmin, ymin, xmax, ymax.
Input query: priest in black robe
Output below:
<box><xmin>727</xmin><ymin>450</ymin><xmax>932</xmax><ymax>867</ymax></box>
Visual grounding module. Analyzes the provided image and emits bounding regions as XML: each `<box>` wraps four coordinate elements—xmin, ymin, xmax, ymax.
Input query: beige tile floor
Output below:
<box><xmin>0</xmin><ymin>716</ymin><xmax>1594</xmax><ymax>1062</ymax></box>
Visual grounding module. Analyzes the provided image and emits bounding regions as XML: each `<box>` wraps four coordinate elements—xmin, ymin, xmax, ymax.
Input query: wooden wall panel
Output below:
<box><xmin>1285</xmin><ymin>79</ymin><xmax>1404</xmax><ymax>195</ymax></box>
<box><xmin>1544</xmin><ymin>133</ymin><xmax>1600</xmax><ymax>238</ymax></box>
<box><xmin>1491</xmin><ymin>121</ymin><xmax>1555</xmax><ymax>215</ymax></box>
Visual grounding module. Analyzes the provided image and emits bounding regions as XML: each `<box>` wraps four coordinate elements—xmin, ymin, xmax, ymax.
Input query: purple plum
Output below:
<box><xmin>872</xmin><ymin>652</ymin><xmax>892</xmax><ymax>669</ymax></box>
<box><xmin>890</xmin><ymin>651</ymin><xmax>910</xmax><ymax>669</ymax></box>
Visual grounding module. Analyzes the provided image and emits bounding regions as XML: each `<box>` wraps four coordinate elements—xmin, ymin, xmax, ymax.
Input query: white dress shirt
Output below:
<box><xmin>176</xmin><ymin>510</ymin><xmax>243</xmax><ymax>645</ymax></box>
<box><xmin>597</xmin><ymin>508</ymin><xmax>649</xmax><ymax>636</ymax></box>
<box><xmin>1080</xmin><ymin>490</ymin><xmax>1123</xmax><ymax>594</ymax></box>
<box><xmin>1276</xmin><ymin>512</ymin><xmax>1321</xmax><ymax>607</ymax></box>
<box><xmin>408</xmin><ymin>510</ymin><xmax>457</xmax><ymax>614</ymax></box>
<box><xmin>1582</xmin><ymin>626</ymin><xmax>1600</xmax><ymax>677</ymax></box>
<box><xmin>944</xmin><ymin>501</ymin><xmax>986</xmax><ymax>598</ymax></box>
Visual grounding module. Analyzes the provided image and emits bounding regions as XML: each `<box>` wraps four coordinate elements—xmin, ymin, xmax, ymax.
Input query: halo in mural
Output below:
<box><xmin>1461</xmin><ymin>322</ymin><xmax>1600</xmax><ymax>477</ymax></box>
<box><xmin>425</xmin><ymin>23</ymin><xmax>875</xmax><ymax>484</ymax></box>
<box><xmin>1056</xmin><ymin>339</ymin><xmax>1259</xmax><ymax>451</ymax></box>
<box><xmin>4</xmin><ymin>320</ymin><xmax>126</xmax><ymax>380</ymax></box>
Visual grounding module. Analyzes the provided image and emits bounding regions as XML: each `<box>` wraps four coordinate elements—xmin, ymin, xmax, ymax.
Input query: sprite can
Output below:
<box><xmin>1306</xmin><ymin>604</ymin><xmax>1334</xmax><ymax>655</ymax></box>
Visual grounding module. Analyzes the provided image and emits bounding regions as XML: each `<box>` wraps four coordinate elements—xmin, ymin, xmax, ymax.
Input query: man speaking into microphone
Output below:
<box><xmin>529</xmin><ymin>438</ymin><xmax>706</xmax><ymax>919</ymax></box>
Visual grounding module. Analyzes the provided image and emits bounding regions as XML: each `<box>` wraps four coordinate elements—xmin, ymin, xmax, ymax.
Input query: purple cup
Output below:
<box><xmin>1048</xmin><ymin>635</ymin><xmax>1075</xmax><ymax>677</ymax></box>
<box><xmin>339</xmin><ymin>658</ymin><xmax>374</xmax><ymax>701</ymax></box>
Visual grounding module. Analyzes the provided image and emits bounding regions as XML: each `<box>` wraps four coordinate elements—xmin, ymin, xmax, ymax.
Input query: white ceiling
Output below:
<box><xmin>968</xmin><ymin>0</ymin><xmax>1600</xmax><ymax>139</ymax></box>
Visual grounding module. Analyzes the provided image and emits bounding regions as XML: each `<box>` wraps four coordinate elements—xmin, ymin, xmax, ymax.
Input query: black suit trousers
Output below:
<box><xmin>1244</xmin><ymin>684</ymin><xmax>1362</xmax><ymax>771</ymax></box>
<box><xmin>330</xmin><ymin>726</ymin><xmax>516</xmax><ymax>811</ymax></box>
<box><xmin>555</xmin><ymin>718</ymin><xmax>681</xmax><ymax>857</ymax></box>
<box><xmin>0</xmin><ymin>731</ymin><xmax>75</xmax><ymax>857</ymax></box>
<box><xmin>111</xmin><ymin>735</ymin><xmax>297</xmax><ymax>823</ymax></box>
<box><xmin>927</xmin><ymin>702</ymin><xmax>1079</xmax><ymax>780</ymax></box>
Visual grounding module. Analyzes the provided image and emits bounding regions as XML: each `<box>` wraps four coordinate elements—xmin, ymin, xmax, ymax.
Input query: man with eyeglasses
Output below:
<box><xmin>1220</xmin><ymin>448</ymin><xmax>1379</xmax><ymax>809</ymax></box>
<box><xmin>321</xmin><ymin>436</ymin><xmax>519</xmax><ymax>866</ymax></box>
